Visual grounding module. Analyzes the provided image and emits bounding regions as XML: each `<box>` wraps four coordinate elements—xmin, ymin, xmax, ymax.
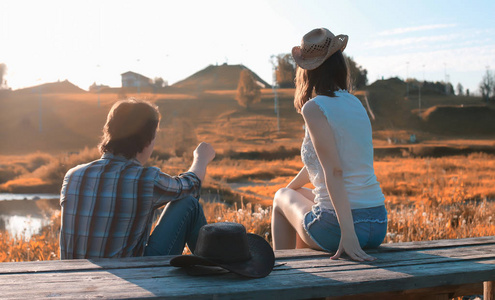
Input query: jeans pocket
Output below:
<box><xmin>366</xmin><ymin>221</ymin><xmax>387</xmax><ymax>248</ymax></box>
<box><xmin>354</xmin><ymin>222</ymin><xmax>371</xmax><ymax>248</ymax></box>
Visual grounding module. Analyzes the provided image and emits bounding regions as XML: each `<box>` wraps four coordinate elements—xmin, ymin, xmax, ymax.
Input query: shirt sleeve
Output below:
<box><xmin>153</xmin><ymin>171</ymin><xmax>202</xmax><ymax>207</ymax></box>
<box><xmin>60</xmin><ymin>167</ymin><xmax>76</xmax><ymax>207</ymax></box>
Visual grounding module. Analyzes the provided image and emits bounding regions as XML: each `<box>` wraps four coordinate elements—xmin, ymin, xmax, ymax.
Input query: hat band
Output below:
<box><xmin>300</xmin><ymin>37</ymin><xmax>333</xmax><ymax>59</ymax></box>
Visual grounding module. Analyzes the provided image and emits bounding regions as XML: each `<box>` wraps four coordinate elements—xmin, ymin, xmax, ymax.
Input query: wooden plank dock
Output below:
<box><xmin>1</xmin><ymin>236</ymin><xmax>494</xmax><ymax>299</ymax></box>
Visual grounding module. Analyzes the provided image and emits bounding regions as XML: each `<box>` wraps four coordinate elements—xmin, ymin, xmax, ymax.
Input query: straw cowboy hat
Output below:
<box><xmin>292</xmin><ymin>28</ymin><xmax>348</xmax><ymax>70</ymax></box>
<box><xmin>170</xmin><ymin>222</ymin><xmax>275</xmax><ymax>278</ymax></box>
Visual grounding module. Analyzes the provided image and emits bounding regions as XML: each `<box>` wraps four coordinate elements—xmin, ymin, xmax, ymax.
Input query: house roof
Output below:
<box><xmin>172</xmin><ymin>64</ymin><xmax>271</xmax><ymax>90</ymax></box>
<box><xmin>121</xmin><ymin>71</ymin><xmax>151</xmax><ymax>80</ymax></box>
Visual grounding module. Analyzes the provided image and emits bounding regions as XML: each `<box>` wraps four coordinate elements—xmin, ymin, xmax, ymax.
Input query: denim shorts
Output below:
<box><xmin>303</xmin><ymin>205</ymin><xmax>387</xmax><ymax>252</ymax></box>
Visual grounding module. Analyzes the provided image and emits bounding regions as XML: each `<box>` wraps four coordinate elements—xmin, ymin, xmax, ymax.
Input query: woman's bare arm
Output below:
<box><xmin>286</xmin><ymin>167</ymin><xmax>310</xmax><ymax>190</ymax></box>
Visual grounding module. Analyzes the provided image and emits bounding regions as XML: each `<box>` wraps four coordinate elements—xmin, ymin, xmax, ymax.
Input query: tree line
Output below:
<box><xmin>235</xmin><ymin>54</ymin><xmax>368</xmax><ymax>109</ymax></box>
<box><xmin>480</xmin><ymin>68</ymin><xmax>495</xmax><ymax>102</ymax></box>
<box><xmin>271</xmin><ymin>53</ymin><xmax>368</xmax><ymax>89</ymax></box>
<box><xmin>1</xmin><ymin>58</ymin><xmax>494</xmax><ymax>104</ymax></box>
<box><xmin>235</xmin><ymin>56</ymin><xmax>495</xmax><ymax>110</ymax></box>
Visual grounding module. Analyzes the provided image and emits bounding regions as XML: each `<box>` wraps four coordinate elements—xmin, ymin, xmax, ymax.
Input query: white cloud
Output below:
<box><xmin>367</xmin><ymin>34</ymin><xmax>459</xmax><ymax>49</ymax></box>
<box><xmin>356</xmin><ymin>44</ymin><xmax>495</xmax><ymax>92</ymax></box>
<box><xmin>378</xmin><ymin>24</ymin><xmax>457</xmax><ymax>36</ymax></box>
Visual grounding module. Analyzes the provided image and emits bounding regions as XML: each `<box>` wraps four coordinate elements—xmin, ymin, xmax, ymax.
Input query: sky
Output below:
<box><xmin>1</xmin><ymin>0</ymin><xmax>494</xmax><ymax>94</ymax></box>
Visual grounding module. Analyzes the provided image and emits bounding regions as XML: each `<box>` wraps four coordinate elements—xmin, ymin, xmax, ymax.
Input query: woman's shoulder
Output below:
<box><xmin>314</xmin><ymin>90</ymin><xmax>361</xmax><ymax>104</ymax></box>
<box><xmin>301</xmin><ymin>99</ymin><xmax>326</xmax><ymax>120</ymax></box>
<box><xmin>305</xmin><ymin>94</ymin><xmax>337</xmax><ymax>113</ymax></box>
<box><xmin>311</xmin><ymin>90</ymin><xmax>350</xmax><ymax>100</ymax></box>
<box><xmin>302</xmin><ymin>98</ymin><xmax>319</xmax><ymax>111</ymax></box>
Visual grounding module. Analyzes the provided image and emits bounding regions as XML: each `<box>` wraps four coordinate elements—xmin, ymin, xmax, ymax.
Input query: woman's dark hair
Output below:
<box><xmin>98</xmin><ymin>98</ymin><xmax>160</xmax><ymax>159</ymax></box>
<box><xmin>294</xmin><ymin>51</ymin><xmax>350</xmax><ymax>113</ymax></box>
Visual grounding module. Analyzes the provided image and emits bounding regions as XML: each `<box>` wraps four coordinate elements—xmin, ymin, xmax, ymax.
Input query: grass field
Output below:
<box><xmin>1</xmin><ymin>82</ymin><xmax>494</xmax><ymax>263</ymax></box>
<box><xmin>1</xmin><ymin>151</ymin><xmax>495</xmax><ymax>262</ymax></box>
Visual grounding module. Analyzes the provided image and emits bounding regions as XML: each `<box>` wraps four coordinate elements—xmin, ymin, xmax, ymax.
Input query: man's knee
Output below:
<box><xmin>170</xmin><ymin>195</ymin><xmax>200</xmax><ymax>210</ymax></box>
<box><xmin>164</xmin><ymin>196</ymin><xmax>205</xmax><ymax>222</ymax></box>
<box><xmin>182</xmin><ymin>195</ymin><xmax>200</xmax><ymax>206</ymax></box>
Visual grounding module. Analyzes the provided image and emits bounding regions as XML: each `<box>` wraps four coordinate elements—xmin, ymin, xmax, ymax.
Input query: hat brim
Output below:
<box><xmin>170</xmin><ymin>234</ymin><xmax>275</xmax><ymax>278</ymax></box>
<box><xmin>292</xmin><ymin>34</ymin><xmax>348</xmax><ymax>70</ymax></box>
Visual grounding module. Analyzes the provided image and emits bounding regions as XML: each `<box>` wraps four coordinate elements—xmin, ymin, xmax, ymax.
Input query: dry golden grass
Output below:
<box><xmin>1</xmin><ymin>90</ymin><xmax>495</xmax><ymax>265</ymax></box>
<box><xmin>385</xmin><ymin>201</ymin><xmax>495</xmax><ymax>243</ymax></box>
<box><xmin>0</xmin><ymin>148</ymin><xmax>100</xmax><ymax>193</ymax></box>
<box><xmin>0</xmin><ymin>89</ymin><xmax>302</xmax><ymax>155</ymax></box>
<box><xmin>0</xmin><ymin>211</ymin><xmax>60</xmax><ymax>262</ymax></box>
<box><xmin>2</xmin><ymin>196</ymin><xmax>494</xmax><ymax>262</ymax></box>
<box><xmin>376</xmin><ymin>153</ymin><xmax>495</xmax><ymax>205</ymax></box>
<box><xmin>0</xmin><ymin>200</ymin><xmax>271</xmax><ymax>262</ymax></box>
<box><xmin>2</xmin><ymin>152</ymin><xmax>495</xmax><ymax>261</ymax></box>
<box><xmin>2</xmin><ymin>145</ymin><xmax>494</xmax><ymax>207</ymax></box>
<box><xmin>207</xmin><ymin>157</ymin><xmax>300</xmax><ymax>183</ymax></box>
<box><xmin>205</xmin><ymin>88</ymin><xmax>295</xmax><ymax>98</ymax></box>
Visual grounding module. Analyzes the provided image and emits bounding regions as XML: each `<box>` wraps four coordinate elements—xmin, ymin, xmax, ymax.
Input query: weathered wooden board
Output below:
<box><xmin>1</xmin><ymin>257</ymin><xmax>494</xmax><ymax>299</ymax></box>
<box><xmin>2</xmin><ymin>237</ymin><xmax>494</xmax><ymax>275</ymax></box>
<box><xmin>1</xmin><ymin>236</ymin><xmax>494</xmax><ymax>299</ymax></box>
<box><xmin>0</xmin><ymin>255</ymin><xmax>172</xmax><ymax>275</ymax></box>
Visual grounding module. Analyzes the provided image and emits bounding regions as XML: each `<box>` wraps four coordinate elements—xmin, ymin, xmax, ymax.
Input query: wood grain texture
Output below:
<box><xmin>0</xmin><ymin>236</ymin><xmax>494</xmax><ymax>299</ymax></box>
<box><xmin>486</xmin><ymin>281</ymin><xmax>494</xmax><ymax>300</ymax></box>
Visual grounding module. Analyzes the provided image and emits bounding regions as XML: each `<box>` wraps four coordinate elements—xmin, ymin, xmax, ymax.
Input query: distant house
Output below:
<box><xmin>121</xmin><ymin>71</ymin><xmax>152</xmax><ymax>88</ymax></box>
<box><xmin>89</xmin><ymin>82</ymin><xmax>110</xmax><ymax>92</ymax></box>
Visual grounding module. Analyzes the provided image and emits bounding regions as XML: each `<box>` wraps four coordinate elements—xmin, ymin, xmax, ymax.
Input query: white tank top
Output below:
<box><xmin>301</xmin><ymin>90</ymin><xmax>385</xmax><ymax>209</ymax></box>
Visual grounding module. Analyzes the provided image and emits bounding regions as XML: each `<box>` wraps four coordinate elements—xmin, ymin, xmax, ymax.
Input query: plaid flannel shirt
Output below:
<box><xmin>59</xmin><ymin>152</ymin><xmax>201</xmax><ymax>259</ymax></box>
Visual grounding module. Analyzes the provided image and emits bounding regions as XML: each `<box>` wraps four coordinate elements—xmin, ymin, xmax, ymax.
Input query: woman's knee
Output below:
<box><xmin>273</xmin><ymin>187</ymin><xmax>293</xmax><ymax>207</ymax></box>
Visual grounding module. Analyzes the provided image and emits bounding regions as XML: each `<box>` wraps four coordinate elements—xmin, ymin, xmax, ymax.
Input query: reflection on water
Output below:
<box><xmin>0</xmin><ymin>193</ymin><xmax>60</xmax><ymax>201</ymax></box>
<box><xmin>0</xmin><ymin>197</ymin><xmax>60</xmax><ymax>240</ymax></box>
<box><xmin>0</xmin><ymin>215</ymin><xmax>51</xmax><ymax>240</ymax></box>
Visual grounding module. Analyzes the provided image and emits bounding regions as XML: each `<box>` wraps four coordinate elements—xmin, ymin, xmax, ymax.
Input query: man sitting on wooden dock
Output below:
<box><xmin>59</xmin><ymin>98</ymin><xmax>215</xmax><ymax>259</ymax></box>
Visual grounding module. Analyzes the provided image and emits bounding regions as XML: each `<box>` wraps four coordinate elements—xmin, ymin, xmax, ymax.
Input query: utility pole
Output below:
<box><xmin>96</xmin><ymin>64</ymin><xmax>101</xmax><ymax>107</ymax></box>
<box><xmin>444</xmin><ymin>63</ymin><xmax>449</xmax><ymax>95</ymax></box>
<box><xmin>406</xmin><ymin>61</ymin><xmax>409</xmax><ymax>98</ymax></box>
<box><xmin>270</xmin><ymin>55</ymin><xmax>280</xmax><ymax>133</ymax></box>
<box><xmin>419</xmin><ymin>64</ymin><xmax>425</xmax><ymax>116</ymax></box>
<box><xmin>137</xmin><ymin>59</ymin><xmax>141</xmax><ymax>95</ymax></box>
<box><xmin>418</xmin><ymin>84</ymin><xmax>421</xmax><ymax>116</ymax></box>
<box><xmin>37</xmin><ymin>78</ymin><xmax>42</xmax><ymax>133</ymax></box>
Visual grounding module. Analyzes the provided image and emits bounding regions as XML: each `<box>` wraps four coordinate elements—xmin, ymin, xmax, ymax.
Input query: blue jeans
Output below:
<box><xmin>303</xmin><ymin>205</ymin><xmax>387</xmax><ymax>252</ymax></box>
<box><xmin>144</xmin><ymin>196</ymin><xmax>207</xmax><ymax>256</ymax></box>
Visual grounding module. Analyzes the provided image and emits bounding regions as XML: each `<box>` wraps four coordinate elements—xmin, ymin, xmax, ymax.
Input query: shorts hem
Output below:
<box><xmin>302</xmin><ymin>210</ymin><xmax>335</xmax><ymax>252</ymax></box>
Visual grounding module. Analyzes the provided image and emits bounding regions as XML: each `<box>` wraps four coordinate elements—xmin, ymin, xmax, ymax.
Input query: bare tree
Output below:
<box><xmin>479</xmin><ymin>68</ymin><xmax>494</xmax><ymax>102</ymax></box>
<box><xmin>153</xmin><ymin>77</ymin><xmax>167</xmax><ymax>88</ymax></box>
<box><xmin>344</xmin><ymin>55</ymin><xmax>368</xmax><ymax>89</ymax></box>
<box><xmin>456</xmin><ymin>83</ymin><xmax>463</xmax><ymax>96</ymax></box>
<box><xmin>0</xmin><ymin>63</ymin><xmax>7</xmax><ymax>89</ymax></box>
<box><xmin>275</xmin><ymin>54</ymin><xmax>296</xmax><ymax>88</ymax></box>
<box><xmin>235</xmin><ymin>69</ymin><xmax>261</xmax><ymax>109</ymax></box>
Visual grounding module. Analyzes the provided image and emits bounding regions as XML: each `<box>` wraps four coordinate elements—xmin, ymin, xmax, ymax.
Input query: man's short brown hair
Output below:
<box><xmin>98</xmin><ymin>99</ymin><xmax>160</xmax><ymax>159</ymax></box>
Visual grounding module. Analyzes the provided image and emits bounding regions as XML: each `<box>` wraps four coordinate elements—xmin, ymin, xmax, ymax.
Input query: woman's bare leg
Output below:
<box><xmin>272</xmin><ymin>187</ymin><xmax>322</xmax><ymax>250</ymax></box>
<box><xmin>295</xmin><ymin>234</ymin><xmax>309</xmax><ymax>249</ymax></box>
<box><xmin>294</xmin><ymin>188</ymin><xmax>314</xmax><ymax>249</ymax></box>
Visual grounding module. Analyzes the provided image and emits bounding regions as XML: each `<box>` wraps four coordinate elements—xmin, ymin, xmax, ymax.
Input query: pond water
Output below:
<box><xmin>0</xmin><ymin>214</ymin><xmax>52</xmax><ymax>239</ymax></box>
<box><xmin>0</xmin><ymin>193</ymin><xmax>59</xmax><ymax>201</ymax></box>
<box><xmin>0</xmin><ymin>194</ymin><xmax>60</xmax><ymax>239</ymax></box>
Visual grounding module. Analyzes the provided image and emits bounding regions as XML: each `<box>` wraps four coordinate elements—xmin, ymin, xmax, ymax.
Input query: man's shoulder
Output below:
<box><xmin>142</xmin><ymin>166</ymin><xmax>161</xmax><ymax>178</ymax></box>
<box><xmin>68</xmin><ymin>156</ymin><xmax>112</xmax><ymax>174</ymax></box>
<box><xmin>65</xmin><ymin>157</ymin><xmax>161</xmax><ymax>180</ymax></box>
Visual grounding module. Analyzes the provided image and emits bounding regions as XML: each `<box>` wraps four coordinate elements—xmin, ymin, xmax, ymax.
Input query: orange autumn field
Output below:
<box><xmin>1</xmin><ymin>81</ymin><xmax>495</xmax><ymax>262</ymax></box>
